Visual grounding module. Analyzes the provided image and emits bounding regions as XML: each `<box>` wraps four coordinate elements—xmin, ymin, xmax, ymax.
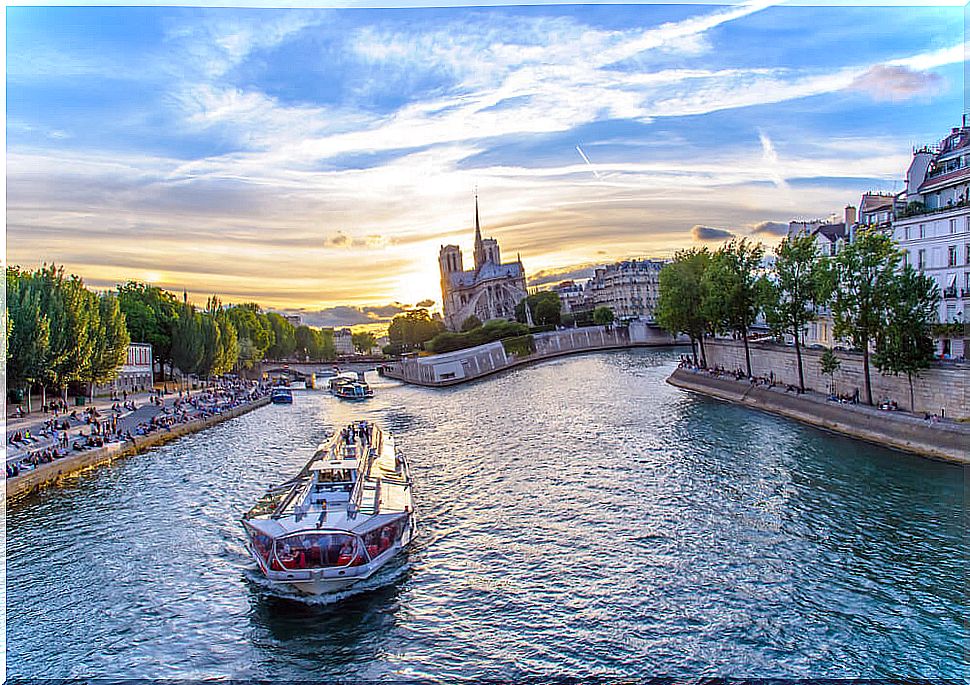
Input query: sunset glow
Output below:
<box><xmin>7</xmin><ymin>2</ymin><xmax>963</xmax><ymax>325</ymax></box>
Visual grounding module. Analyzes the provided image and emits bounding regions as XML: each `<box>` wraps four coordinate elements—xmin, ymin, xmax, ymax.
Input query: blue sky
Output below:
<box><xmin>6</xmin><ymin>2</ymin><xmax>965</xmax><ymax>319</ymax></box>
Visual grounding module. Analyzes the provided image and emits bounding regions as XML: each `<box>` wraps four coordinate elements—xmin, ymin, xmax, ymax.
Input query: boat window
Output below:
<box><xmin>244</xmin><ymin>524</ymin><xmax>275</xmax><ymax>564</ymax></box>
<box><xmin>317</xmin><ymin>469</ymin><xmax>352</xmax><ymax>483</ymax></box>
<box><xmin>361</xmin><ymin>518</ymin><xmax>405</xmax><ymax>560</ymax></box>
<box><xmin>273</xmin><ymin>533</ymin><xmax>362</xmax><ymax>570</ymax></box>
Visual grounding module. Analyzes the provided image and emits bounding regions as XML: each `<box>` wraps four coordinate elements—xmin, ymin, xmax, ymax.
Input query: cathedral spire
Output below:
<box><xmin>473</xmin><ymin>190</ymin><xmax>487</xmax><ymax>270</ymax></box>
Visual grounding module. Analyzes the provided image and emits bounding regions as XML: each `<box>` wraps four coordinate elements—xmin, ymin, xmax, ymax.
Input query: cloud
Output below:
<box><xmin>850</xmin><ymin>65</ymin><xmax>944</xmax><ymax>102</ymax></box>
<box><xmin>749</xmin><ymin>221</ymin><xmax>789</xmax><ymax>236</ymax></box>
<box><xmin>529</xmin><ymin>262</ymin><xmax>601</xmax><ymax>286</ymax></box>
<box><xmin>295</xmin><ymin>303</ymin><xmax>410</xmax><ymax>328</ymax></box>
<box><xmin>691</xmin><ymin>225</ymin><xmax>735</xmax><ymax>241</ymax></box>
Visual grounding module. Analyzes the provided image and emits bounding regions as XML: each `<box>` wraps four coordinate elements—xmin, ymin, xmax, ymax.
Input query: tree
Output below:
<box><xmin>85</xmin><ymin>292</ymin><xmax>131</xmax><ymax>395</ymax></box>
<box><xmin>592</xmin><ymin>306</ymin><xmax>615</xmax><ymax>326</ymax></box>
<box><xmin>873</xmin><ymin>265</ymin><xmax>940</xmax><ymax>411</ymax></box>
<box><xmin>460</xmin><ymin>315</ymin><xmax>482</xmax><ymax>332</ymax></box>
<box><xmin>763</xmin><ymin>234</ymin><xmax>832</xmax><ymax>392</ymax></box>
<box><xmin>171</xmin><ymin>303</ymin><xmax>204</xmax><ymax>378</ymax></box>
<box><xmin>294</xmin><ymin>325</ymin><xmax>316</xmax><ymax>360</ymax></box>
<box><xmin>388</xmin><ymin>309</ymin><xmax>443</xmax><ymax>349</ymax></box>
<box><xmin>703</xmin><ymin>238</ymin><xmax>765</xmax><ymax>378</ymax></box>
<box><xmin>117</xmin><ymin>282</ymin><xmax>180</xmax><ymax>380</ymax></box>
<box><xmin>227</xmin><ymin>303</ymin><xmax>274</xmax><ymax>369</ymax></box>
<box><xmin>265</xmin><ymin>312</ymin><xmax>297</xmax><ymax>360</ymax></box>
<box><xmin>819</xmin><ymin>347</ymin><xmax>841</xmax><ymax>397</ymax></box>
<box><xmin>515</xmin><ymin>291</ymin><xmax>561</xmax><ymax>326</ymax></box>
<box><xmin>832</xmin><ymin>228</ymin><xmax>901</xmax><ymax>406</ymax></box>
<box><xmin>656</xmin><ymin>248</ymin><xmax>712</xmax><ymax>366</ymax></box>
<box><xmin>6</xmin><ymin>268</ymin><xmax>50</xmax><ymax>410</ymax></box>
<box><xmin>352</xmin><ymin>331</ymin><xmax>377</xmax><ymax>354</ymax></box>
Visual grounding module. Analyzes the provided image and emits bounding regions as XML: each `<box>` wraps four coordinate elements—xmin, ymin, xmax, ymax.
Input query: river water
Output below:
<box><xmin>6</xmin><ymin>349</ymin><xmax>967</xmax><ymax>679</ymax></box>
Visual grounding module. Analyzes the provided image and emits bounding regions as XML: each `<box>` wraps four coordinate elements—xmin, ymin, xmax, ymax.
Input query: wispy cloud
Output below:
<box><xmin>6</xmin><ymin>4</ymin><xmax>964</xmax><ymax>310</ymax></box>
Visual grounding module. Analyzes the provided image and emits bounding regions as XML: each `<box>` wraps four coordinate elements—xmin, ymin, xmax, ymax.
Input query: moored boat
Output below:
<box><xmin>241</xmin><ymin>421</ymin><xmax>416</xmax><ymax>595</ymax></box>
<box><xmin>270</xmin><ymin>388</ymin><xmax>294</xmax><ymax>404</ymax></box>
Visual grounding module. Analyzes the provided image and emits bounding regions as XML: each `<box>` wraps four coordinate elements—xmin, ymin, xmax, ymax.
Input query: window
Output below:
<box><xmin>949</xmin><ymin>246</ymin><xmax>958</xmax><ymax>267</ymax></box>
<box><xmin>951</xmin><ymin>218</ymin><xmax>958</xmax><ymax>234</ymax></box>
<box><xmin>361</xmin><ymin>518</ymin><xmax>406</xmax><ymax>559</ymax></box>
<box><xmin>919</xmin><ymin>224</ymin><xmax>925</xmax><ymax>239</ymax></box>
<box><xmin>273</xmin><ymin>533</ymin><xmax>361</xmax><ymax>570</ymax></box>
<box><xmin>904</xmin><ymin>226</ymin><xmax>910</xmax><ymax>241</ymax></box>
<box><xmin>967</xmin><ymin>243</ymin><xmax>970</xmax><ymax>265</ymax></box>
<box><xmin>918</xmin><ymin>249</ymin><xmax>926</xmax><ymax>271</ymax></box>
<box><xmin>902</xmin><ymin>252</ymin><xmax>909</xmax><ymax>267</ymax></box>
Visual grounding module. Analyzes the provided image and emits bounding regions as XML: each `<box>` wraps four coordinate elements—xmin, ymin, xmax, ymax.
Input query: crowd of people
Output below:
<box><xmin>6</xmin><ymin>378</ymin><xmax>270</xmax><ymax>479</ymax></box>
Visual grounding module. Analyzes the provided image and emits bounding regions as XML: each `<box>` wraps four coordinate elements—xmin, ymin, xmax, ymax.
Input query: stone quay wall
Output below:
<box><xmin>667</xmin><ymin>368</ymin><xmax>969</xmax><ymax>463</ymax></box>
<box><xmin>6</xmin><ymin>396</ymin><xmax>271</xmax><ymax>502</ymax></box>
<box><xmin>700</xmin><ymin>339</ymin><xmax>969</xmax><ymax>420</ymax></box>
<box><xmin>384</xmin><ymin>323</ymin><xmax>683</xmax><ymax>387</ymax></box>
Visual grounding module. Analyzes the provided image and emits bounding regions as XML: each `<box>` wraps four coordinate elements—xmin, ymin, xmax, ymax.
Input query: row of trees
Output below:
<box><xmin>656</xmin><ymin>231</ymin><xmax>940</xmax><ymax>408</ymax></box>
<box><xmin>117</xmin><ymin>284</ymin><xmax>338</xmax><ymax>379</ymax></box>
<box><xmin>8</xmin><ymin>265</ymin><xmax>130</xmax><ymax>410</ymax></box>
<box><xmin>7</xmin><ymin>266</ymin><xmax>348</xmax><ymax>407</ymax></box>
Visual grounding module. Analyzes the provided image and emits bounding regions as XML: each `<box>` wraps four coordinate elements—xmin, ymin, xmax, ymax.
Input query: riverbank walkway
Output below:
<box><xmin>668</xmin><ymin>364</ymin><xmax>970</xmax><ymax>463</ymax></box>
<box><xmin>6</xmin><ymin>379</ymin><xmax>271</xmax><ymax>484</ymax></box>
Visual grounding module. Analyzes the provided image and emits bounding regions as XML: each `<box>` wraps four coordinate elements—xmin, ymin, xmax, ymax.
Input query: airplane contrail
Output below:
<box><xmin>575</xmin><ymin>144</ymin><xmax>602</xmax><ymax>179</ymax></box>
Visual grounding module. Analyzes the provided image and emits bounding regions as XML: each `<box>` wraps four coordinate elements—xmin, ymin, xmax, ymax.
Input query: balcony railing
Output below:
<box><xmin>943</xmin><ymin>286</ymin><xmax>958</xmax><ymax>299</ymax></box>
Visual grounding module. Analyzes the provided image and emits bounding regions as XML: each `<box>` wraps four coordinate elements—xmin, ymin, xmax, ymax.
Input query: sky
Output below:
<box><xmin>6</xmin><ymin>1</ymin><xmax>966</xmax><ymax>327</ymax></box>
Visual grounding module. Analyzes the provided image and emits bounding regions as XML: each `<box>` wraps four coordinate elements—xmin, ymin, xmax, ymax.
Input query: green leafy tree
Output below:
<box><xmin>515</xmin><ymin>291</ymin><xmax>561</xmax><ymax>326</ymax></box>
<box><xmin>295</xmin><ymin>325</ymin><xmax>316</xmax><ymax>360</ymax></box>
<box><xmin>703</xmin><ymin>238</ymin><xmax>766</xmax><ymax>378</ymax></box>
<box><xmin>763</xmin><ymin>234</ymin><xmax>832</xmax><ymax>392</ymax></box>
<box><xmin>388</xmin><ymin>308</ymin><xmax>444</xmax><ymax>349</ymax></box>
<box><xmin>352</xmin><ymin>331</ymin><xmax>377</xmax><ymax>354</ymax></box>
<box><xmin>227</xmin><ymin>303</ymin><xmax>274</xmax><ymax>369</ymax></box>
<box><xmin>117</xmin><ymin>282</ymin><xmax>180</xmax><ymax>380</ymax></box>
<box><xmin>460</xmin><ymin>315</ymin><xmax>482</xmax><ymax>332</ymax></box>
<box><xmin>171</xmin><ymin>303</ymin><xmax>204</xmax><ymax>378</ymax></box>
<box><xmin>873</xmin><ymin>265</ymin><xmax>940</xmax><ymax>411</ymax></box>
<box><xmin>265</xmin><ymin>312</ymin><xmax>297</xmax><ymax>360</ymax></box>
<box><xmin>819</xmin><ymin>347</ymin><xmax>841</xmax><ymax>396</ymax></box>
<box><xmin>832</xmin><ymin>228</ymin><xmax>901</xmax><ymax>406</ymax></box>
<box><xmin>656</xmin><ymin>248</ymin><xmax>712</xmax><ymax>366</ymax></box>
<box><xmin>6</xmin><ymin>267</ymin><xmax>51</xmax><ymax>410</ymax></box>
<box><xmin>85</xmin><ymin>292</ymin><xmax>131</xmax><ymax>395</ymax></box>
<box><xmin>592</xmin><ymin>306</ymin><xmax>615</xmax><ymax>326</ymax></box>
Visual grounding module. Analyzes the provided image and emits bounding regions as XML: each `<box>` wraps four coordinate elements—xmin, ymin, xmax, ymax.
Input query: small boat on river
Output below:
<box><xmin>329</xmin><ymin>373</ymin><xmax>374</xmax><ymax>401</ymax></box>
<box><xmin>270</xmin><ymin>388</ymin><xmax>293</xmax><ymax>404</ymax></box>
<box><xmin>241</xmin><ymin>421</ymin><xmax>416</xmax><ymax>595</ymax></box>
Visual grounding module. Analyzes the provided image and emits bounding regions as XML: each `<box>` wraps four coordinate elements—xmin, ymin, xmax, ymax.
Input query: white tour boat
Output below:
<box><xmin>242</xmin><ymin>421</ymin><xmax>416</xmax><ymax>595</ymax></box>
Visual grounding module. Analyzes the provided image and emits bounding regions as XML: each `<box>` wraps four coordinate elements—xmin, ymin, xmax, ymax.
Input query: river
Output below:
<box><xmin>6</xmin><ymin>348</ymin><xmax>967</xmax><ymax>678</ymax></box>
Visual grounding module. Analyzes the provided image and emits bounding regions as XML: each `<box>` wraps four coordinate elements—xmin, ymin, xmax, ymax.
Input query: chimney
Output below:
<box><xmin>844</xmin><ymin>205</ymin><xmax>857</xmax><ymax>227</ymax></box>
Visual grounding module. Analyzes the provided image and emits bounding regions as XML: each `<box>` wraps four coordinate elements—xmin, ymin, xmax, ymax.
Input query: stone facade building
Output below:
<box><xmin>892</xmin><ymin>118</ymin><xmax>970</xmax><ymax>358</ymax></box>
<box><xmin>584</xmin><ymin>259</ymin><xmax>664</xmax><ymax>321</ymax></box>
<box><xmin>439</xmin><ymin>197</ymin><xmax>528</xmax><ymax>330</ymax></box>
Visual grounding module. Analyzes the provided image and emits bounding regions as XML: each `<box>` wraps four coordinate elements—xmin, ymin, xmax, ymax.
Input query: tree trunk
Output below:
<box><xmin>794</xmin><ymin>333</ymin><xmax>804</xmax><ymax>393</ymax></box>
<box><xmin>908</xmin><ymin>373</ymin><xmax>915</xmax><ymax>413</ymax></box>
<box><xmin>862</xmin><ymin>341</ymin><xmax>873</xmax><ymax>405</ymax></box>
<box><xmin>25</xmin><ymin>383</ymin><xmax>32</xmax><ymax>414</ymax></box>
<box><xmin>698</xmin><ymin>335</ymin><xmax>708</xmax><ymax>368</ymax></box>
<box><xmin>741</xmin><ymin>328</ymin><xmax>752</xmax><ymax>378</ymax></box>
<box><xmin>41</xmin><ymin>384</ymin><xmax>47</xmax><ymax>411</ymax></box>
<box><xmin>689</xmin><ymin>336</ymin><xmax>697</xmax><ymax>366</ymax></box>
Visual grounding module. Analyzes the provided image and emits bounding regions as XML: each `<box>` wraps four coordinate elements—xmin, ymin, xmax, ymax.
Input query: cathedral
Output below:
<box><xmin>439</xmin><ymin>197</ymin><xmax>529</xmax><ymax>331</ymax></box>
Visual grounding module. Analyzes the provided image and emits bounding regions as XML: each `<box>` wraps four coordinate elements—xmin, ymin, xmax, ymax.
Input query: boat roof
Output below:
<box><xmin>308</xmin><ymin>459</ymin><xmax>357</xmax><ymax>471</ymax></box>
<box><xmin>244</xmin><ymin>421</ymin><xmax>413</xmax><ymax>538</ymax></box>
